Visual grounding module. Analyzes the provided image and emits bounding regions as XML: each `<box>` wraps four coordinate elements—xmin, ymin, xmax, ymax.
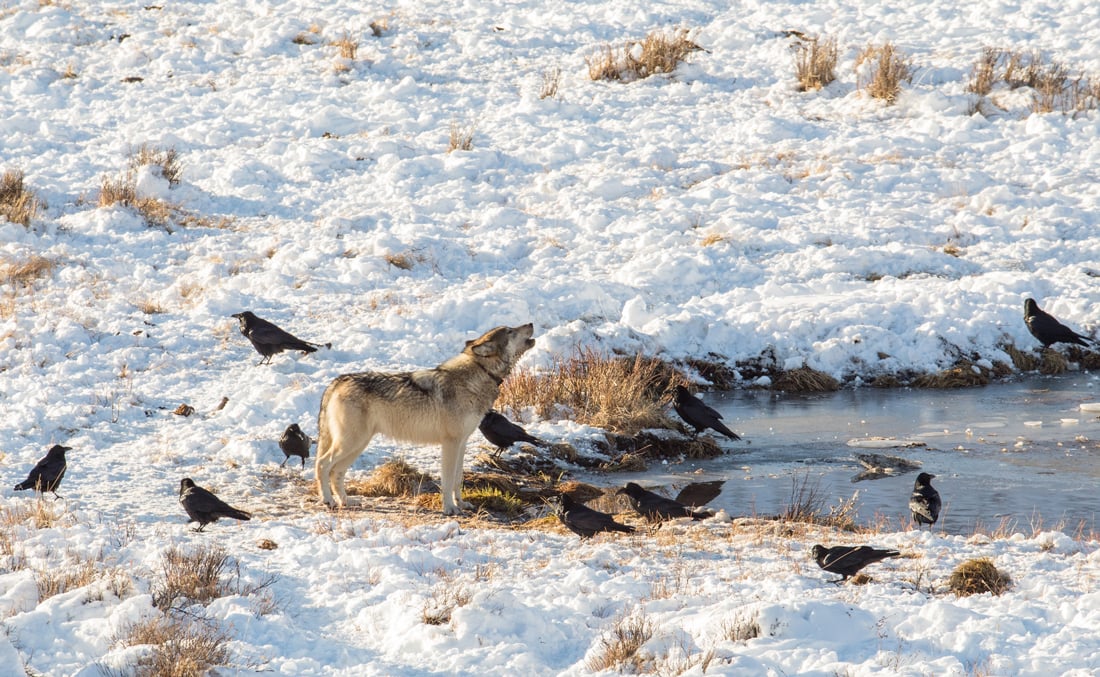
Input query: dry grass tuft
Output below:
<box><xmin>556</xmin><ymin>481</ymin><xmax>606</xmax><ymax>503</ymax></box>
<box><xmin>587</xmin><ymin>28</ymin><xmax>702</xmax><ymax>82</ymax></box>
<box><xmin>413</xmin><ymin>484</ymin><xmax>525</xmax><ymax>516</ymax></box>
<box><xmin>152</xmin><ymin>544</ymin><xmax>231</xmax><ymax>611</ymax></box>
<box><xmin>384</xmin><ymin>252</ymin><xmax>416</xmax><ymax>270</ymax></box>
<box><xmin>721</xmin><ymin>611</ymin><xmax>761</xmax><ymax>642</ymax></box>
<box><xmin>0</xmin><ymin>169</ymin><xmax>44</xmax><ymax>227</ymax></box>
<box><xmin>1</xmin><ymin>253</ymin><xmax>54</xmax><ymax>287</ymax></box>
<box><xmin>968</xmin><ymin>46</ymin><xmax>1002</xmax><ymax>96</ymax></box>
<box><xmin>421</xmin><ymin>575</ymin><xmax>472</xmax><ymax>626</ymax></box>
<box><xmin>1038</xmin><ymin>348</ymin><xmax>1068</xmax><ymax>375</ymax></box>
<box><xmin>780</xmin><ymin>473</ymin><xmax>859</xmax><ymax>530</ymax></box>
<box><xmin>586</xmin><ymin>609</ymin><xmax>654</xmax><ymax>672</ymax></box>
<box><xmin>948</xmin><ymin>557</ymin><xmax>1012</xmax><ymax>596</ymax></box>
<box><xmin>497</xmin><ymin>348</ymin><xmax>686</xmax><ymax>435</ymax></box>
<box><xmin>856</xmin><ymin>42</ymin><xmax>912</xmax><ymax>104</ymax></box>
<box><xmin>347</xmin><ymin>458</ymin><xmax>435</xmax><ymax>497</ymax></box>
<box><xmin>794</xmin><ymin>36</ymin><xmax>838</xmax><ymax>91</ymax></box>
<box><xmin>968</xmin><ymin>48</ymin><xmax>1100</xmax><ymax>115</ymax></box>
<box><xmin>35</xmin><ymin>558</ymin><xmax>99</xmax><ymax>602</ymax></box>
<box><xmin>118</xmin><ymin>613</ymin><xmax>232</xmax><ymax>677</ymax></box>
<box><xmin>1003</xmin><ymin>344</ymin><xmax>1039</xmax><ymax>372</ymax></box>
<box><xmin>2</xmin><ymin>497</ymin><xmax>67</xmax><ymax>530</ymax></box>
<box><xmin>911</xmin><ymin>360</ymin><xmax>991</xmax><ymax>388</ymax></box>
<box><xmin>539</xmin><ymin>66</ymin><xmax>561</xmax><ymax>100</ymax></box>
<box><xmin>771</xmin><ymin>366</ymin><xmax>839</xmax><ymax>392</ymax></box>
<box><xmin>99</xmin><ymin>144</ymin><xmax>184</xmax><ymax>227</ymax></box>
<box><xmin>448</xmin><ymin>119</ymin><xmax>476</xmax><ymax>152</ymax></box>
<box><xmin>133</xmin><ymin>143</ymin><xmax>183</xmax><ymax>186</ymax></box>
<box><xmin>330</xmin><ymin>31</ymin><xmax>359</xmax><ymax>60</ymax></box>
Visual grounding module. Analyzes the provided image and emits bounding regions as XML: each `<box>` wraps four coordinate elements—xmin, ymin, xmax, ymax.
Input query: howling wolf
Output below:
<box><xmin>315</xmin><ymin>324</ymin><xmax>535</xmax><ymax>514</ymax></box>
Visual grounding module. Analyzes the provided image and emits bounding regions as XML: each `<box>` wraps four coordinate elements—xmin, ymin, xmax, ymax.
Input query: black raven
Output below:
<box><xmin>1024</xmin><ymin>298</ymin><xmax>1094</xmax><ymax>349</ymax></box>
<box><xmin>14</xmin><ymin>444</ymin><xmax>69</xmax><ymax>498</ymax></box>
<box><xmin>279</xmin><ymin>423</ymin><xmax>311</xmax><ymax>467</ymax></box>
<box><xmin>811</xmin><ymin>544</ymin><xmax>900</xmax><ymax>582</ymax></box>
<box><xmin>555</xmin><ymin>493</ymin><xmax>635</xmax><ymax>538</ymax></box>
<box><xmin>479</xmin><ymin>411</ymin><xmax>544</xmax><ymax>453</ymax></box>
<box><xmin>909</xmin><ymin>472</ymin><xmax>941</xmax><ymax>529</ymax></box>
<box><xmin>617</xmin><ymin>481</ymin><xmax>713</xmax><ymax>523</ymax></box>
<box><xmin>673</xmin><ymin>385</ymin><xmax>741</xmax><ymax>440</ymax></box>
<box><xmin>231</xmin><ymin>311</ymin><xmax>327</xmax><ymax>365</ymax></box>
<box><xmin>179</xmin><ymin>478</ymin><xmax>252</xmax><ymax>532</ymax></box>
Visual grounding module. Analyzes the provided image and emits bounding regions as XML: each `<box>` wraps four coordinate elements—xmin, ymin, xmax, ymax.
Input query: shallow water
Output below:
<box><xmin>629</xmin><ymin>374</ymin><xmax>1100</xmax><ymax>535</ymax></box>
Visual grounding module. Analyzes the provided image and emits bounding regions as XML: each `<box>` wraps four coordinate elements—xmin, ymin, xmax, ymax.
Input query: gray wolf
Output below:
<box><xmin>315</xmin><ymin>324</ymin><xmax>535</xmax><ymax>514</ymax></box>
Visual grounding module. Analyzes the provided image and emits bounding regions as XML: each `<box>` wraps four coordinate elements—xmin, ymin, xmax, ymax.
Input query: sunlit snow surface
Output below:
<box><xmin>3</xmin><ymin>0</ymin><xmax>1100</xmax><ymax>673</ymax></box>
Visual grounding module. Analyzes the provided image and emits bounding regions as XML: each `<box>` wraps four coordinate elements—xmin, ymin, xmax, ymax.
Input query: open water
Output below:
<box><xmin>623</xmin><ymin>374</ymin><xmax>1100</xmax><ymax>535</ymax></box>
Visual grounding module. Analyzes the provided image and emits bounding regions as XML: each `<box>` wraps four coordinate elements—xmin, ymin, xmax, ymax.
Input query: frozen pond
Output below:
<box><xmin>621</xmin><ymin>374</ymin><xmax>1100</xmax><ymax>536</ymax></box>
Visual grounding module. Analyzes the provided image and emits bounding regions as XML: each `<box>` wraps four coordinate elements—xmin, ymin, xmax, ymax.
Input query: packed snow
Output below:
<box><xmin>2</xmin><ymin>0</ymin><xmax>1100</xmax><ymax>674</ymax></box>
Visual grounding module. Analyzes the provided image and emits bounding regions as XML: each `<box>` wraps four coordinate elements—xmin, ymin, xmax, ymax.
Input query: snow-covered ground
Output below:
<box><xmin>3</xmin><ymin>0</ymin><xmax>1100</xmax><ymax>673</ymax></box>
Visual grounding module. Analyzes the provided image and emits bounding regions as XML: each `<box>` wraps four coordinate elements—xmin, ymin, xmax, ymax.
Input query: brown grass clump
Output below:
<box><xmin>771</xmin><ymin>366</ymin><xmax>839</xmax><ymax>392</ymax></box>
<box><xmin>330</xmin><ymin>31</ymin><xmax>358</xmax><ymax>60</ymax></box>
<box><xmin>587</xmin><ymin>28</ymin><xmax>702</xmax><ymax>82</ymax></box>
<box><xmin>348</xmin><ymin>457</ymin><xmax>435</xmax><ymax>497</ymax></box>
<box><xmin>133</xmin><ymin>144</ymin><xmax>183</xmax><ymax>186</ymax></box>
<box><xmin>556</xmin><ymin>481</ymin><xmax>606</xmax><ymax>503</ymax></box>
<box><xmin>721</xmin><ymin>612</ymin><xmax>761</xmax><ymax>642</ymax></box>
<box><xmin>1</xmin><ymin>253</ymin><xmax>54</xmax><ymax>287</ymax></box>
<box><xmin>539</xmin><ymin>66</ymin><xmax>561</xmax><ymax>99</ymax></box>
<box><xmin>448</xmin><ymin>120</ymin><xmax>476</xmax><ymax>152</ymax></box>
<box><xmin>605</xmin><ymin>430</ymin><xmax>724</xmax><ymax>461</ymax></box>
<box><xmin>968</xmin><ymin>48</ymin><xmax>1100</xmax><ymax>115</ymax></box>
<box><xmin>911</xmin><ymin>360</ymin><xmax>991</xmax><ymax>388</ymax></box>
<box><xmin>152</xmin><ymin>544</ymin><xmax>231</xmax><ymax>611</ymax></box>
<box><xmin>586</xmin><ymin>610</ymin><xmax>654</xmax><ymax>672</ymax></box>
<box><xmin>1003</xmin><ymin>344</ymin><xmax>1040</xmax><ymax>372</ymax></box>
<box><xmin>119</xmin><ymin>614</ymin><xmax>232</xmax><ymax>677</ymax></box>
<box><xmin>967</xmin><ymin>47</ymin><xmax>1001</xmax><ymax>96</ymax></box>
<box><xmin>0</xmin><ymin>169</ymin><xmax>44</xmax><ymax>227</ymax></box>
<box><xmin>856</xmin><ymin>42</ymin><xmax>912</xmax><ymax>104</ymax></box>
<box><xmin>497</xmin><ymin>348</ymin><xmax>686</xmax><ymax>435</ymax></box>
<box><xmin>384</xmin><ymin>252</ymin><xmax>416</xmax><ymax>270</ymax></box>
<box><xmin>779</xmin><ymin>473</ymin><xmax>859</xmax><ymax>530</ymax></box>
<box><xmin>1038</xmin><ymin>348</ymin><xmax>1068</xmax><ymax>375</ymax></box>
<box><xmin>413</xmin><ymin>485</ymin><xmax>525</xmax><ymax>516</ymax></box>
<box><xmin>1068</xmin><ymin>346</ymin><xmax>1100</xmax><ymax>371</ymax></box>
<box><xmin>99</xmin><ymin>144</ymin><xmax>184</xmax><ymax>227</ymax></box>
<box><xmin>948</xmin><ymin>557</ymin><xmax>1012</xmax><ymax>596</ymax></box>
<box><xmin>35</xmin><ymin>558</ymin><xmax>99</xmax><ymax>602</ymax></box>
<box><xmin>794</xmin><ymin>36</ymin><xmax>838</xmax><ymax>91</ymax></box>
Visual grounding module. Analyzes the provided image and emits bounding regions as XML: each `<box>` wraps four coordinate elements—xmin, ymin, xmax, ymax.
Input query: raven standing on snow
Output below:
<box><xmin>179</xmin><ymin>478</ymin><xmax>252</xmax><ymax>532</ymax></box>
<box><xmin>479</xmin><ymin>411</ymin><xmax>545</xmax><ymax>454</ymax></box>
<box><xmin>673</xmin><ymin>385</ymin><xmax>741</xmax><ymax>440</ymax></box>
<box><xmin>279</xmin><ymin>423</ymin><xmax>311</xmax><ymax>467</ymax></box>
<box><xmin>555</xmin><ymin>493</ymin><xmax>635</xmax><ymax>538</ymax></box>
<box><xmin>1024</xmin><ymin>298</ymin><xmax>1094</xmax><ymax>349</ymax></box>
<box><xmin>231</xmin><ymin>311</ymin><xmax>328</xmax><ymax>365</ymax></box>
<box><xmin>617</xmin><ymin>481</ymin><xmax>714</xmax><ymax>523</ymax></box>
<box><xmin>909</xmin><ymin>472</ymin><xmax>941</xmax><ymax>529</ymax></box>
<box><xmin>811</xmin><ymin>544</ymin><xmax>900</xmax><ymax>583</ymax></box>
<box><xmin>14</xmin><ymin>444</ymin><xmax>70</xmax><ymax>498</ymax></box>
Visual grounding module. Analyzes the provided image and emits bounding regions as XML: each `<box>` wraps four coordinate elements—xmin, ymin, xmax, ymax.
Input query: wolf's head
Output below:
<box><xmin>465</xmin><ymin>323</ymin><xmax>535</xmax><ymax>369</ymax></box>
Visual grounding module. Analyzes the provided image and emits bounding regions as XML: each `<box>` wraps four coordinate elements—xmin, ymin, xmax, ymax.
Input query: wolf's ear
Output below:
<box><xmin>469</xmin><ymin>338</ymin><xmax>499</xmax><ymax>357</ymax></box>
